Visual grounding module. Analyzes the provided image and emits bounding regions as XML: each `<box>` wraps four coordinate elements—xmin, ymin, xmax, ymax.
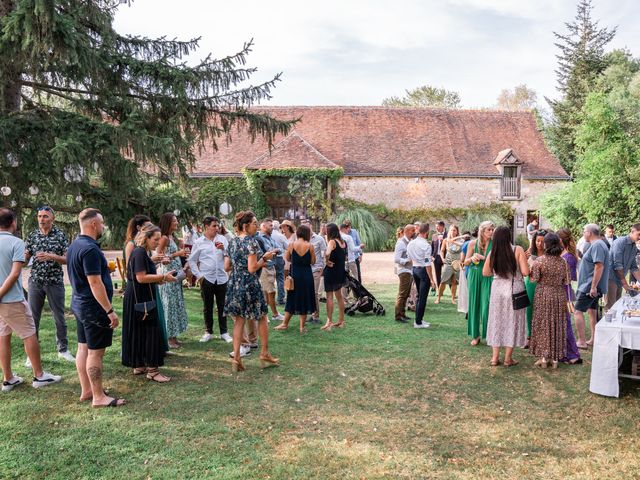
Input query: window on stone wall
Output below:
<box><xmin>500</xmin><ymin>165</ymin><xmax>520</xmax><ymax>199</ymax></box>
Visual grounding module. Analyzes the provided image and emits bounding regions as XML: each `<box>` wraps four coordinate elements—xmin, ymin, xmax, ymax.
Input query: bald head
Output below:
<box><xmin>404</xmin><ymin>224</ymin><xmax>415</xmax><ymax>239</ymax></box>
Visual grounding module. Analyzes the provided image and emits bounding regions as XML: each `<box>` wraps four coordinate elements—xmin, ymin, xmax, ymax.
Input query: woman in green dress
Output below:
<box><xmin>524</xmin><ymin>230</ymin><xmax>546</xmax><ymax>347</ymax></box>
<box><xmin>463</xmin><ymin>221</ymin><xmax>495</xmax><ymax>345</ymax></box>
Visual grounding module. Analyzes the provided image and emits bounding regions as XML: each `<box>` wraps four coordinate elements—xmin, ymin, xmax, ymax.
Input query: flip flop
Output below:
<box><xmin>92</xmin><ymin>398</ymin><xmax>126</xmax><ymax>408</ymax></box>
<box><xmin>80</xmin><ymin>389</ymin><xmax>109</xmax><ymax>402</ymax></box>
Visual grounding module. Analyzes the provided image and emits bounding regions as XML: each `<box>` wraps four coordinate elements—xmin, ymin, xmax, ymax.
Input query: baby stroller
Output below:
<box><xmin>344</xmin><ymin>272</ymin><xmax>386</xmax><ymax>317</ymax></box>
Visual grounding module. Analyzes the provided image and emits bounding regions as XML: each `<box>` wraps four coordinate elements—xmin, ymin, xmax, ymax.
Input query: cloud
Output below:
<box><xmin>113</xmin><ymin>0</ymin><xmax>639</xmax><ymax>108</ymax></box>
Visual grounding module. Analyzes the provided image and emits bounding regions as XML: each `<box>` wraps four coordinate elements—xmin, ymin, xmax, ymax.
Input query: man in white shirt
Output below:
<box><xmin>407</xmin><ymin>223</ymin><xmax>436</xmax><ymax>328</ymax></box>
<box><xmin>188</xmin><ymin>217</ymin><xmax>231</xmax><ymax>343</ymax></box>
<box><xmin>394</xmin><ymin>224</ymin><xmax>415</xmax><ymax>323</ymax></box>
<box><xmin>340</xmin><ymin>223</ymin><xmax>362</xmax><ymax>302</ymax></box>
<box><xmin>301</xmin><ymin>219</ymin><xmax>327</xmax><ymax>323</ymax></box>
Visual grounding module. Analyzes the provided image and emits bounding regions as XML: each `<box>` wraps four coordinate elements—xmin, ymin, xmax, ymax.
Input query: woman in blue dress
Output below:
<box><xmin>275</xmin><ymin>225</ymin><xmax>316</xmax><ymax>333</ymax></box>
<box><xmin>224</xmin><ymin>211</ymin><xmax>279</xmax><ymax>372</ymax></box>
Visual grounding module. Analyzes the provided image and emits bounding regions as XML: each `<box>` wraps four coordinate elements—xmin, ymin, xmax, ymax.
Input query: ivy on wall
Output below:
<box><xmin>242</xmin><ymin>167</ymin><xmax>343</xmax><ymax>220</ymax></box>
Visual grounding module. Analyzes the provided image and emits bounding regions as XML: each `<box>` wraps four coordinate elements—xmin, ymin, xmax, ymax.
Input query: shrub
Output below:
<box><xmin>331</xmin><ymin>208</ymin><xmax>390</xmax><ymax>252</ymax></box>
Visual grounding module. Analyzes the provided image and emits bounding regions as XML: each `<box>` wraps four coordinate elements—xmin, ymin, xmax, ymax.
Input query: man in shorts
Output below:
<box><xmin>257</xmin><ymin>219</ymin><xmax>284</xmax><ymax>322</ymax></box>
<box><xmin>574</xmin><ymin>223</ymin><xmax>611</xmax><ymax>349</ymax></box>
<box><xmin>67</xmin><ymin>208</ymin><xmax>125</xmax><ymax>407</ymax></box>
<box><xmin>0</xmin><ymin>208</ymin><xmax>61</xmax><ymax>392</ymax></box>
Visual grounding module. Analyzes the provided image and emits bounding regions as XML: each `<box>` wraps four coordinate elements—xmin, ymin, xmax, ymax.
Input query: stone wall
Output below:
<box><xmin>339</xmin><ymin>176</ymin><xmax>567</xmax><ymax>236</ymax></box>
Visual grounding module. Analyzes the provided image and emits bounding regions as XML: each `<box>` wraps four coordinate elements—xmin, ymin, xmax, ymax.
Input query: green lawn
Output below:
<box><xmin>1</xmin><ymin>285</ymin><xmax>639</xmax><ymax>479</ymax></box>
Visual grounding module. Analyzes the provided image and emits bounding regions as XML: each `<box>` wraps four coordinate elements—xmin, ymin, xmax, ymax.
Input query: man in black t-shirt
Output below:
<box><xmin>67</xmin><ymin>208</ymin><xmax>125</xmax><ymax>408</ymax></box>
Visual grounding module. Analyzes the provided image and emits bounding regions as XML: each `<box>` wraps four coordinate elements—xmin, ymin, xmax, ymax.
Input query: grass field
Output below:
<box><xmin>1</xmin><ymin>285</ymin><xmax>639</xmax><ymax>479</ymax></box>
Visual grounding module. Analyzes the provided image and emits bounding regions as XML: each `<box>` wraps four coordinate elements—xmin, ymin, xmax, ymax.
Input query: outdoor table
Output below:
<box><xmin>589</xmin><ymin>294</ymin><xmax>640</xmax><ymax>398</ymax></box>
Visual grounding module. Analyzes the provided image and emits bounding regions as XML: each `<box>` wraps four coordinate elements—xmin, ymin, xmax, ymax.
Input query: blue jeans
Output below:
<box><xmin>412</xmin><ymin>267</ymin><xmax>431</xmax><ymax>324</ymax></box>
<box><xmin>275</xmin><ymin>256</ymin><xmax>286</xmax><ymax>304</ymax></box>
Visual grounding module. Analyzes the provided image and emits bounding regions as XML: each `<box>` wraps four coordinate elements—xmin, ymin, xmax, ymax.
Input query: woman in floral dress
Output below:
<box><xmin>157</xmin><ymin>213</ymin><xmax>189</xmax><ymax>349</ymax></box>
<box><xmin>529</xmin><ymin>233</ymin><xmax>570</xmax><ymax>369</ymax></box>
<box><xmin>224</xmin><ymin>211</ymin><xmax>279</xmax><ymax>372</ymax></box>
<box><xmin>483</xmin><ymin>226</ymin><xmax>530</xmax><ymax>366</ymax></box>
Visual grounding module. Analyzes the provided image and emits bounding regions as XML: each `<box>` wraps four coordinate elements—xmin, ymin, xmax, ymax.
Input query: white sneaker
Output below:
<box><xmin>24</xmin><ymin>357</ymin><xmax>32</xmax><ymax>368</ymax></box>
<box><xmin>413</xmin><ymin>322</ymin><xmax>431</xmax><ymax>329</ymax></box>
<box><xmin>220</xmin><ymin>333</ymin><xmax>233</xmax><ymax>343</ymax></box>
<box><xmin>32</xmin><ymin>371</ymin><xmax>62</xmax><ymax>389</ymax></box>
<box><xmin>229</xmin><ymin>345</ymin><xmax>251</xmax><ymax>358</ymax></box>
<box><xmin>199</xmin><ymin>333</ymin><xmax>213</xmax><ymax>343</ymax></box>
<box><xmin>272</xmin><ymin>313</ymin><xmax>285</xmax><ymax>322</ymax></box>
<box><xmin>58</xmin><ymin>350</ymin><xmax>76</xmax><ymax>363</ymax></box>
<box><xmin>2</xmin><ymin>374</ymin><xmax>23</xmax><ymax>393</ymax></box>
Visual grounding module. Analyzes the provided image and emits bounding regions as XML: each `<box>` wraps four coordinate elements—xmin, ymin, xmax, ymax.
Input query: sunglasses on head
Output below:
<box><xmin>37</xmin><ymin>206</ymin><xmax>54</xmax><ymax>213</ymax></box>
<box><xmin>538</xmin><ymin>230</ymin><xmax>548</xmax><ymax>236</ymax></box>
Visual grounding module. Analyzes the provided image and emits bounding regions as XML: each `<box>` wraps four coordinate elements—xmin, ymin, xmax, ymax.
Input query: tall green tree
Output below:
<box><xmin>382</xmin><ymin>85</ymin><xmax>461</xmax><ymax>108</ymax></box>
<box><xmin>0</xmin><ymin>0</ymin><xmax>293</xmax><ymax>231</ymax></box>
<box><xmin>542</xmin><ymin>50</ymin><xmax>640</xmax><ymax>232</ymax></box>
<box><xmin>546</xmin><ymin>0</ymin><xmax>616</xmax><ymax>174</ymax></box>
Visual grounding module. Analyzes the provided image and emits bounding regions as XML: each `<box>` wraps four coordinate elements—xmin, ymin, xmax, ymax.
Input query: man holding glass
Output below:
<box><xmin>24</xmin><ymin>206</ymin><xmax>74</xmax><ymax>363</ymax></box>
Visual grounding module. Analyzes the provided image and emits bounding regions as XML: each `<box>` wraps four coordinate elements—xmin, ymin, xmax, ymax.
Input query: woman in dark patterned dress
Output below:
<box><xmin>529</xmin><ymin>233</ymin><xmax>570</xmax><ymax>369</ymax></box>
<box><xmin>224</xmin><ymin>211</ymin><xmax>279</xmax><ymax>372</ymax></box>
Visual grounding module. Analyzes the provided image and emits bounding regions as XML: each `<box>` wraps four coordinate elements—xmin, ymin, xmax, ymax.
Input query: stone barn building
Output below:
<box><xmin>192</xmin><ymin>106</ymin><xmax>569</xmax><ymax>237</ymax></box>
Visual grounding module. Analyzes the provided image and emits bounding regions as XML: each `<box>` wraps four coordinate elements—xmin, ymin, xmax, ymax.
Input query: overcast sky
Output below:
<box><xmin>113</xmin><ymin>0</ymin><xmax>639</xmax><ymax>109</ymax></box>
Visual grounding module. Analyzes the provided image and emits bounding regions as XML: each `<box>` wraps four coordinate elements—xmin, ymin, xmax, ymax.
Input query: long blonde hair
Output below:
<box><xmin>447</xmin><ymin>224</ymin><xmax>460</xmax><ymax>240</ymax></box>
<box><xmin>478</xmin><ymin>221</ymin><xmax>495</xmax><ymax>252</ymax></box>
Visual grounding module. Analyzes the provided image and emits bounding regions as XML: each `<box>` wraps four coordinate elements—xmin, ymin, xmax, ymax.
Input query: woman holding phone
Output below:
<box><xmin>122</xmin><ymin>224</ymin><xmax>177</xmax><ymax>382</ymax></box>
<box><xmin>224</xmin><ymin>211</ymin><xmax>279</xmax><ymax>372</ymax></box>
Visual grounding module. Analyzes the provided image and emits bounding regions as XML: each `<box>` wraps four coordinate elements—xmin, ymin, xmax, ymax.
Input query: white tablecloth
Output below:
<box><xmin>589</xmin><ymin>295</ymin><xmax>640</xmax><ymax>397</ymax></box>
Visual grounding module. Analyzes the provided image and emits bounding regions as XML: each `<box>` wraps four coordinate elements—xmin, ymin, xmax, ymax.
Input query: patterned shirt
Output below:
<box><xmin>25</xmin><ymin>226</ymin><xmax>68</xmax><ymax>285</ymax></box>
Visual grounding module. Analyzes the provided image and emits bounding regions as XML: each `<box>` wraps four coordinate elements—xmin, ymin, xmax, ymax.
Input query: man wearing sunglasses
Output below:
<box><xmin>24</xmin><ymin>206</ymin><xmax>74</xmax><ymax>363</ymax></box>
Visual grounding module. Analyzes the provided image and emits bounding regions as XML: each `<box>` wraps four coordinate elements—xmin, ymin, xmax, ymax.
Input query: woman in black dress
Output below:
<box><xmin>275</xmin><ymin>225</ymin><xmax>316</xmax><ymax>333</ymax></box>
<box><xmin>122</xmin><ymin>225</ymin><xmax>178</xmax><ymax>383</ymax></box>
<box><xmin>322</xmin><ymin>223</ymin><xmax>347</xmax><ymax>331</ymax></box>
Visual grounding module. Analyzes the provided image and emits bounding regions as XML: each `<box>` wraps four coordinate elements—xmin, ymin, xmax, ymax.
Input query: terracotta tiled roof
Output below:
<box><xmin>245</xmin><ymin>132</ymin><xmax>339</xmax><ymax>170</ymax></box>
<box><xmin>192</xmin><ymin>107</ymin><xmax>568</xmax><ymax>179</ymax></box>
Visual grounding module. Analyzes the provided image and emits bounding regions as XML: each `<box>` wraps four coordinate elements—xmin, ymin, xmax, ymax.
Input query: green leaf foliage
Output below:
<box><xmin>542</xmin><ymin>50</ymin><xmax>640</xmax><ymax>234</ymax></box>
<box><xmin>546</xmin><ymin>0</ymin><xmax>617</xmax><ymax>174</ymax></box>
<box><xmin>0</xmin><ymin>0</ymin><xmax>294</xmax><ymax>236</ymax></box>
<box><xmin>331</xmin><ymin>208</ymin><xmax>390</xmax><ymax>252</ymax></box>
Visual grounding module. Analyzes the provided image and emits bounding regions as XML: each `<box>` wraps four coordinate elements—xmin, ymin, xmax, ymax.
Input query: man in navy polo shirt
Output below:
<box><xmin>67</xmin><ymin>208</ymin><xmax>125</xmax><ymax>407</ymax></box>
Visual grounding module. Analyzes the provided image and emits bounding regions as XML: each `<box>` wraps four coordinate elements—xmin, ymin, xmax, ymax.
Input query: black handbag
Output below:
<box><xmin>512</xmin><ymin>275</ymin><xmax>530</xmax><ymax>310</ymax></box>
<box><xmin>133</xmin><ymin>278</ymin><xmax>157</xmax><ymax>321</ymax></box>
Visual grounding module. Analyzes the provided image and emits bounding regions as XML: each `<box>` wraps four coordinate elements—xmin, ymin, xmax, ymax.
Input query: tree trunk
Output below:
<box><xmin>0</xmin><ymin>0</ymin><xmax>20</xmax><ymax>113</ymax></box>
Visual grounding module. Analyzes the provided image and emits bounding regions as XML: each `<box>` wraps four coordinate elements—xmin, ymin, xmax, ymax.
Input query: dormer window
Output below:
<box><xmin>494</xmin><ymin>148</ymin><xmax>523</xmax><ymax>200</ymax></box>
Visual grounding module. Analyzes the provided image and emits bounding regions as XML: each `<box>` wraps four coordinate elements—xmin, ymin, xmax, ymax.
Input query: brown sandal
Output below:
<box><xmin>504</xmin><ymin>360</ymin><xmax>519</xmax><ymax>367</ymax></box>
<box><xmin>490</xmin><ymin>360</ymin><xmax>502</xmax><ymax>367</ymax></box>
<box><xmin>146</xmin><ymin>370</ymin><xmax>171</xmax><ymax>383</ymax></box>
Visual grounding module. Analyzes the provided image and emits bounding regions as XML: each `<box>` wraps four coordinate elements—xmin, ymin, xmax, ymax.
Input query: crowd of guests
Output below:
<box><xmin>3</xmin><ymin>202</ymin><xmax>640</xmax><ymax>404</ymax></box>
<box><xmin>395</xmin><ymin>218</ymin><xmax>640</xmax><ymax>368</ymax></box>
<box><xmin>0</xmin><ymin>206</ymin><xmax>365</xmax><ymax>405</ymax></box>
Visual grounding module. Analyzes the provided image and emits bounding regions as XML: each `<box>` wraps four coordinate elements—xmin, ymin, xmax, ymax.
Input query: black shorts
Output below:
<box><xmin>574</xmin><ymin>291</ymin><xmax>600</xmax><ymax>313</ymax></box>
<box><xmin>75</xmin><ymin>307</ymin><xmax>113</xmax><ymax>350</ymax></box>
